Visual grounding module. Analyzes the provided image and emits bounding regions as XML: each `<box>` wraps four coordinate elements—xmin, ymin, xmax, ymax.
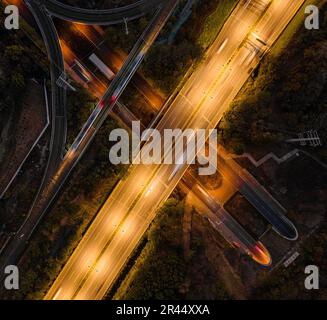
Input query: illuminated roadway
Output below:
<box><xmin>46</xmin><ymin>0</ymin><xmax>305</xmax><ymax>300</ymax></box>
<box><xmin>63</xmin><ymin>37</ymin><xmax>273</xmax><ymax>265</ymax></box>
<box><xmin>59</xmin><ymin>25</ymin><xmax>272</xmax><ymax>265</ymax></box>
<box><xmin>62</xmin><ymin>24</ymin><xmax>165</xmax><ymax>109</ymax></box>
<box><xmin>44</xmin><ymin>0</ymin><xmax>164</xmax><ymax>25</ymax></box>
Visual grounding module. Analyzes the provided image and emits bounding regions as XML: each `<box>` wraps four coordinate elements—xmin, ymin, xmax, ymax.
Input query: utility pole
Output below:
<box><xmin>124</xmin><ymin>18</ymin><xmax>129</xmax><ymax>35</ymax></box>
<box><xmin>286</xmin><ymin>130</ymin><xmax>322</xmax><ymax>147</ymax></box>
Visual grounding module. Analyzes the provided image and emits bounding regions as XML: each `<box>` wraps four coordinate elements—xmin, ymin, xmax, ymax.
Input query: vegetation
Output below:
<box><xmin>60</xmin><ymin>0</ymin><xmax>136</xmax><ymax>10</ymax></box>
<box><xmin>142</xmin><ymin>41</ymin><xmax>200</xmax><ymax>95</ymax></box>
<box><xmin>66</xmin><ymin>84</ymin><xmax>97</xmax><ymax>147</ymax></box>
<box><xmin>105</xmin><ymin>16</ymin><xmax>150</xmax><ymax>53</ymax></box>
<box><xmin>0</xmin><ymin>14</ymin><xmax>49</xmax><ymax>234</ymax></box>
<box><xmin>0</xmin><ymin>26</ymin><xmax>46</xmax><ymax>114</ymax></box>
<box><xmin>219</xmin><ymin>2</ymin><xmax>327</xmax><ymax>160</ymax></box>
<box><xmin>193</xmin><ymin>0</ymin><xmax>238</xmax><ymax>50</ymax></box>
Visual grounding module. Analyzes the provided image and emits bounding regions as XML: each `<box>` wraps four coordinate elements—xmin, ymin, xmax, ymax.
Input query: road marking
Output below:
<box><xmin>180</xmin><ymin>94</ymin><xmax>193</xmax><ymax>107</ymax></box>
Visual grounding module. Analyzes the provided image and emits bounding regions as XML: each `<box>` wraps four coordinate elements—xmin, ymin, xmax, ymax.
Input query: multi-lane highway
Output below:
<box><xmin>45</xmin><ymin>0</ymin><xmax>306</xmax><ymax>300</ymax></box>
<box><xmin>60</xmin><ymin>33</ymin><xmax>273</xmax><ymax>266</ymax></box>
<box><xmin>58</xmin><ymin>23</ymin><xmax>272</xmax><ymax>266</ymax></box>
<box><xmin>45</xmin><ymin>0</ymin><xmax>164</xmax><ymax>25</ymax></box>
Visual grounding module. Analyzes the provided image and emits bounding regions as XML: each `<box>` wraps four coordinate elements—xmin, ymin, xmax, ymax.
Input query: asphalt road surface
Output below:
<box><xmin>45</xmin><ymin>0</ymin><xmax>164</xmax><ymax>25</ymax></box>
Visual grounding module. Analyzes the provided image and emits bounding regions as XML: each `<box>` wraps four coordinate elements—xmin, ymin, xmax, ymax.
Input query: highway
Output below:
<box><xmin>217</xmin><ymin>146</ymin><xmax>298</xmax><ymax>240</ymax></box>
<box><xmin>61</xmin><ymin>23</ymin><xmax>165</xmax><ymax>110</ymax></box>
<box><xmin>0</xmin><ymin>0</ymin><xmax>178</xmax><ymax>283</ymax></box>
<box><xmin>57</xmin><ymin>38</ymin><xmax>148</xmax><ymax>134</ymax></box>
<box><xmin>56</xmin><ymin>26</ymin><xmax>268</xmax><ymax>265</ymax></box>
<box><xmin>36</xmin><ymin>0</ymin><xmax>178</xmax><ymax>223</ymax></box>
<box><xmin>45</xmin><ymin>0</ymin><xmax>307</xmax><ymax>300</ymax></box>
<box><xmin>44</xmin><ymin>0</ymin><xmax>164</xmax><ymax>25</ymax></box>
<box><xmin>61</xmin><ymin>36</ymin><xmax>272</xmax><ymax>266</ymax></box>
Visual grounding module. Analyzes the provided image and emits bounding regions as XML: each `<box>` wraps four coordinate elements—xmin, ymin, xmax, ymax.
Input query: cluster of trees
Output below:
<box><xmin>105</xmin><ymin>16</ymin><xmax>150</xmax><ymax>52</ymax></box>
<box><xmin>142</xmin><ymin>42</ymin><xmax>201</xmax><ymax>94</ymax></box>
<box><xmin>219</xmin><ymin>3</ymin><xmax>327</xmax><ymax>155</ymax></box>
<box><xmin>0</xmin><ymin>44</ymin><xmax>26</xmax><ymax>112</ymax></box>
<box><xmin>66</xmin><ymin>83</ymin><xmax>97</xmax><ymax>147</ymax></box>
<box><xmin>0</xmin><ymin>24</ymin><xmax>45</xmax><ymax>114</ymax></box>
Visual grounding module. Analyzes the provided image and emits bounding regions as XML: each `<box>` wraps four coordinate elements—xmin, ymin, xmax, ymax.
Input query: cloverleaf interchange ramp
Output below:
<box><xmin>46</xmin><ymin>0</ymin><xmax>303</xmax><ymax>300</ymax></box>
<box><xmin>24</xmin><ymin>0</ymin><xmax>67</xmax><ymax>181</ymax></box>
<box><xmin>44</xmin><ymin>0</ymin><xmax>166</xmax><ymax>25</ymax></box>
<box><xmin>0</xmin><ymin>0</ymin><xmax>67</xmax><ymax>273</ymax></box>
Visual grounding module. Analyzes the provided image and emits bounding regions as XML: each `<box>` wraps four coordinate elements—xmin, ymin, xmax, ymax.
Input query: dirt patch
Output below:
<box><xmin>0</xmin><ymin>80</ymin><xmax>47</xmax><ymax>196</ymax></box>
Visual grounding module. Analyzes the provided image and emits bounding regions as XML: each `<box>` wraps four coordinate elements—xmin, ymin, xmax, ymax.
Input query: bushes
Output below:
<box><xmin>142</xmin><ymin>41</ymin><xmax>201</xmax><ymax>94</ymax></box>
<box><xmin>220</xmin><ymin>3</ymin><xmax>327</xmax><ymax>154</ymax></box>
<box><xmin>117</xmin><ymin>199</ymin><xmax>186</xmax><ymax>300</ymax></box>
